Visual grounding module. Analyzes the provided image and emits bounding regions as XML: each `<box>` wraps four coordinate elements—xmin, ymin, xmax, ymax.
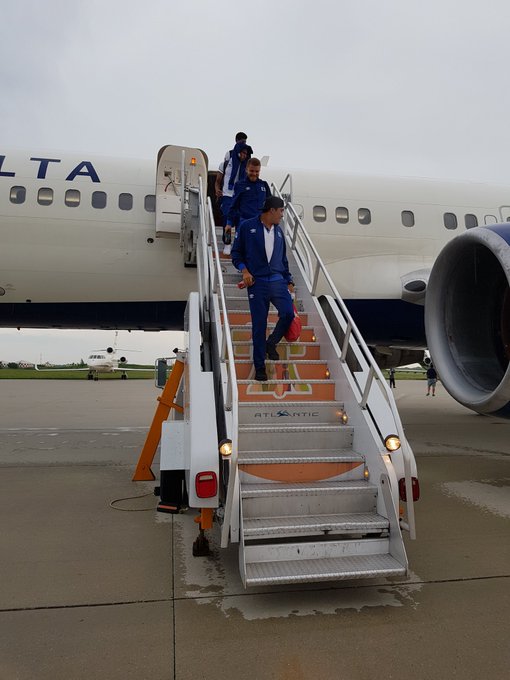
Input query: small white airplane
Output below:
<box><xmin>2</xmin><ymin>145</ymin><xmax>510</xmax><ymax>416</ymax></box>
<box><xmin>35</xmin><ymin>332</ymin><xmax>150</xmax><ymax>380</ymax></box>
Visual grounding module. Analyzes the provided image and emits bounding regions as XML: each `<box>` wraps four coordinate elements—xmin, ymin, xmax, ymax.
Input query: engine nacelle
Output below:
<box><xmin>425</xmin><ymin>225</ymin><xmax>510</xmax><ymax>417</ymax></box>
<box><xmin>119</xmin><ymin>356</ymin><xmax>127</xmax><ymax>364</ymax></box>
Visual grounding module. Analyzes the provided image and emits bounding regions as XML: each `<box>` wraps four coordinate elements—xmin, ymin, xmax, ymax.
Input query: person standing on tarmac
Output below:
<box><xmin>231</xmin><ymin>195</ymin><xmax>295</xmax><ymax>382</ymax></box>
<box><xmin>215</xmin><ymin>132</ymin><xmax>253</xmax><ymax>252</ymax></box>
<box><xmin>426</xmin><ymin>365</ymin><xmax>438</xmax><ymax>396</ymax></box>
<box><xmin>224</xmin><ymin>157</ymin><xmax>271</xmax><ymax>253</ymax></box>
<box><xmin>389</xmin><ymin>367</ymin><xmax>396</xmax><ymax>388</ymax></box>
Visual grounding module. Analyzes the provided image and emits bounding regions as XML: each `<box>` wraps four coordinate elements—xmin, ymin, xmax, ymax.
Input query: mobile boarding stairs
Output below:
<box><xmin>136</xmin><ymin>146</ymin><xmax>419</xmax><ymax>588</ymax></box>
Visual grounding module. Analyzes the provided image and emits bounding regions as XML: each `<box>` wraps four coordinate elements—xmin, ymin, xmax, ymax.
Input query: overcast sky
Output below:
<box><xmin>1</xmin><ymin>0</ymin><xmax>510</xmax><ymax>362</ymax></box>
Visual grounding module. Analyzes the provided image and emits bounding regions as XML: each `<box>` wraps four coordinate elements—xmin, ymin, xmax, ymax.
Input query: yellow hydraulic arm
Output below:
<box><xmin>132</xmin><ymin>358</ymin><xmax>184</xmax><ymax>481</ymax></box>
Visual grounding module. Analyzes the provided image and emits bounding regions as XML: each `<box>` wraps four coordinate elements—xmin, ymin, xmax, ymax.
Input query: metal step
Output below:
<box><xmin>235</xmin><ymin>360</ymin><xmax>328</xmax><ymax>381</ymax></box>
<box><xmin>241</xmin><ymin>480</ymin><xmax>377</xmax><ymax>516</ymax></box>
<box><xmin>243</xmin><ymin>512</ymin><xmax>389</xmax><ymax>539</ymax></box>
<box><xmin>238</xmin><ymin>423</ymin><xmax>352</xmax><ymax>450</ymax></box>
<box><xmin>239</xmin><ymin>450</ymin><xmax>365</xmax><ymax>484</ymax></box>
<box><xmin>244</xmin><ymin>549</ymin><xmax>406</xmax><ymax>586</ymax></box>
<box><xmin>222</xmin><ymin>285</ymin><xmax>299</xmax><ymax>300</ymax></box>
<box><xmin>226</xmin><ymin>311</ymin><xmax>309</xmax><ymax>326</ymax></box>
<box><xmin>237</xmin><ymin>400</ymin><xmax>345</xmax><ymax>424</ymax></box>
<box><xmin>238</xmin><ymin>448</ymin><xmax>361</xmax><ymax>464</ymax></box>
<box><xmin>233</xmin><ymin>341</ymin><xmax>322</xmax><ymax>361</ymax></box>
<box><xmin>237</xmin><ymin>378</ymin><xmax>335</xmax><ymax>402</ymax></box>
<box><xmin>223</xmin><ymin>297</ymin><xmax>304</xmax><ymax>313</ymax></box>
<box><xmin>231</xmin><ymin>325</ymin><xmax>316</xmax><ymax>343</ymax></box>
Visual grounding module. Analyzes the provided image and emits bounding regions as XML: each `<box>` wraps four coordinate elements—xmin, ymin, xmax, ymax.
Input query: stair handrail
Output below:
<box><xmin>196</xmin><ymin>177</ymin><xmax>239</xmax><ymax>546</ymax></box>
<box><xmin>272</xmin><ymin>182</ymin><xmax>416</xmax><ymax>539</ymax></box>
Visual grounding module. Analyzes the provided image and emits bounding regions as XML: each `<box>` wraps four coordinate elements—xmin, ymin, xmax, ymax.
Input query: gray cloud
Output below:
<box><xmin>1</xmin><ymin>0</ymin><xmax>509</xmax><ymax>359</ymax></box>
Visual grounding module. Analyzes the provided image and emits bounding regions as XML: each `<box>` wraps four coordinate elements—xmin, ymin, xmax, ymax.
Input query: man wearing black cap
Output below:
<box><xmin>231</xmin><ymin>195</ymin><xmax>295</xmax><ymax>381</ymax></box>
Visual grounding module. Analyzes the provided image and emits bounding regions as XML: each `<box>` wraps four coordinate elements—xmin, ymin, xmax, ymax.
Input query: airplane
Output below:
<box><xmin>1</xmin><ymin>146</ymin><xmax>509</xmax><ymax>417</ymax></box>
<box><xmin>35</xmin><ymin>332</ymin><xmax>151</xmax><ymax>380</ymax></box>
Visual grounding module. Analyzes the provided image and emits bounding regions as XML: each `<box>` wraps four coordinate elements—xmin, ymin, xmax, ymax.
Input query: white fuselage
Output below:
<box><xmin>87</xmin><ymin>354</ymin><xmax>119</xmax><ymax>373</ymax></box>
<box><xmin>1</xmin><ymin>149</ymin><xmax>509</xmax><ymax>335</ymax></box>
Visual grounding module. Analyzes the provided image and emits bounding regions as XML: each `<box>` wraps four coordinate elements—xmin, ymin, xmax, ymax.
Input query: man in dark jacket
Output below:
<box><xmin>226</xmin><ymin>157</ymin><xmax>271</xmax><ymax>232</ymax></box>
<box><xmin>231</xmin><ymin>196</ymin><xmax>295</xmax><ymax>381</ymax></box>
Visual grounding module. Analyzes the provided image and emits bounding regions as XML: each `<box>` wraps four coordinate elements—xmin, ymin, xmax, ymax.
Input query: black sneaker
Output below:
<box><xmin>254</xmin><ymin>368</ymin><xmax>268</xmax><ymax>381</ymax></box>
<box><xmin>266</xmin><ymin>341</ymin><xmax>279</xmax><ymax>360</ymax></box>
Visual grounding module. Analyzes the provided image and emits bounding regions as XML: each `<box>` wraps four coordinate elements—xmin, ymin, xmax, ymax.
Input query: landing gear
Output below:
<box><xmin>121</xmin><ymin>372</ymin><xmax>127</xmax><ymax>380</ymax></box>
<box><xmin>87</xmin><ymin>373</ymin><xmax>93</xmax><ymax>380</ymax></box>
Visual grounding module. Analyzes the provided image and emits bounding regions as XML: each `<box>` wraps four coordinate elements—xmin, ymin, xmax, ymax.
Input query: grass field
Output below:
<box><xmin>383</xmin><ymin>370</ymin><xmax>426</xmax><ymax>381</ymax></box>
<box><xmin>0</xmin><ymin>367</ymin><xmax>154</xmax><ymax>380</ymax></box>
<box><xmin>1</xmin><ymin>367</ymin><xmax>424</xmax><ymax>380</ymax></box>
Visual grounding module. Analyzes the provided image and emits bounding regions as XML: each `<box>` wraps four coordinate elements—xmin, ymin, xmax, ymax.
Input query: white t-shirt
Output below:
<box><xmin>264</xmin><ymin>225</ymin><xmax>275</xmax><ymax>262</ymax></box>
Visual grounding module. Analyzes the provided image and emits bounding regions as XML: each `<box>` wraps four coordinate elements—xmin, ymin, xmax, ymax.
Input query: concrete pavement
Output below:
<box><xmin>0</xmin><ymin>379</ymin><xmax>509</xmax><ymax>679</ymax></box>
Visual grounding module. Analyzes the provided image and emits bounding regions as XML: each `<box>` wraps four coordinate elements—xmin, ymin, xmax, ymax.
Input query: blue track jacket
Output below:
<box><xmin>227</xmin><ymin>178</ymin><xmax>271</xmax><ymax>227</ymax></box>
<box><xmin>231</xmin><ymin>217</ymin><xmax>292</xmax><ymax>284</ymax></box>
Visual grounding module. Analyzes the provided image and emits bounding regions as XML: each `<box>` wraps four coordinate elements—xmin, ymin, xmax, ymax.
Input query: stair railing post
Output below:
<box><xmin>360</xmin><ymin>365</ymin><xmax>376</xmax><ymax>409</ymax></box>
<box><xmin>340</xmin><ymin>321</ymin><xmax>352</xmax><ymax>361</ymax></box>
<box><xmin>311</xmin><ymin>260</ymin><xmax>321</xmax><ymax>296</ymax></box>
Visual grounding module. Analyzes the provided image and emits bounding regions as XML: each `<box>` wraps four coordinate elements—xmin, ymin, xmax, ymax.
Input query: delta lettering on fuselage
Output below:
<box><xmin>0</xmin><ymin>155</ymin><xmax>100</xmax><ymax>182</ymax></box>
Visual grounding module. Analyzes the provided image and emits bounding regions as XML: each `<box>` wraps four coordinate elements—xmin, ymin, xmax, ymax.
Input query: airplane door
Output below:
<box><xmin>155</xmin><ymin>145</ymin><xmax>208</xmax><ymax>237</ymax></box>
<box><xmin>499</xmin><ymin>206</ymin><xmax>510</xmax><ymax>222</ymax></box>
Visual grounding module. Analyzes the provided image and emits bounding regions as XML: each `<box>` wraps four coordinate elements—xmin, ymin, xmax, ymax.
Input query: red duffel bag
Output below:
<box><xmin>284</xmin><ymin>304</ymin><xmax>302</xmax><ymax>342</ymax></box>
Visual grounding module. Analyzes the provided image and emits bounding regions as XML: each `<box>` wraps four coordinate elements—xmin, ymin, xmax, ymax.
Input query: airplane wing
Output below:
<box><xmin>35</xmin><ymin>364</ymin><xmax>90</xmax><ymax>371</ymax></box>
<box><xmin>113</xmin><ymin>367</ymin><xmax>152</xmax><ymax>372</ymax></box>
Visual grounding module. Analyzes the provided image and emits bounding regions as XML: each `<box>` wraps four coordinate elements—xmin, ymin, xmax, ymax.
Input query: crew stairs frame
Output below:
<box><xmin>154</xmin><ymin>146</ymin><xmax>418</xmax><ymax>587</ymax></box>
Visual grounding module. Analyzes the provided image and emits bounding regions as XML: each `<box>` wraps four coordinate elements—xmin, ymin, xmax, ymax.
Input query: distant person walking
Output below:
<box><xmin>426</xmin><ymin>365</ymin><xmax>438</xmax><ymax>396</ymax></box>
<box><xmin>389</xmin><ymin>367</ymin><xmax>396</xmax><ymax>388</ymax></box>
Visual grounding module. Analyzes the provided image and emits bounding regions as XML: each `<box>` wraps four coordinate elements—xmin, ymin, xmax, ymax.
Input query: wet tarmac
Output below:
<box><xmin>0</xmin><ymin>379</ymin><xmax>509</xmax><ymax>679</ymax></box>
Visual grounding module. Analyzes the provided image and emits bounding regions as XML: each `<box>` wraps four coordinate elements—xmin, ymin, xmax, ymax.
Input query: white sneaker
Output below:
<box><xmin>223</xmin><ymin>244</ymin><xmax>231</xmax><ymax>256</ymax></box>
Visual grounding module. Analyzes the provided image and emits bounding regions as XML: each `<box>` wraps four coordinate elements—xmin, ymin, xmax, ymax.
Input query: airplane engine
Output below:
<box><xmin>119</xmin><ymin>356</ymin><xmax>127</xmax><ymax>364</ymax></box>
<box><xmin>425</xmin><ymin>225</ymin><xmax>510</xmax><ymax>417</ymax></box>
<box><xmin>107</xmin><ymin>347</ymin><xmax>114</xmax><ymax>354</ymax></box>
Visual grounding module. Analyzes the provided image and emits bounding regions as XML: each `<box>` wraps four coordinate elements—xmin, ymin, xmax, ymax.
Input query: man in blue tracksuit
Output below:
<box><xmin>231</xmin><ymin>195</ymin><xmax>295</xmax><ymax>381</ymax></box>
<box><xmin>225</xmin><ymin>157</ymin><xmax>271</xmax><ymax>233</ymax></box>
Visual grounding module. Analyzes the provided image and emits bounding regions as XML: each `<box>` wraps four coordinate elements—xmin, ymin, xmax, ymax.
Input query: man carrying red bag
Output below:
<box><xmin>231</xmin><ymin>195</ymin><xmax>295</xmax><ymax>382</ymax></box>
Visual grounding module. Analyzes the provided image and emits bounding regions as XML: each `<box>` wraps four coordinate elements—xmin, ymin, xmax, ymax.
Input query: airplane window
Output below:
<box><xmin>37</xmin><ymin>187</ymin><xmax>53</xmax><ymax>206</ymax></box>
<box><xmin>92</xmin><ymin>191</ymin><xmax>107</xmax><ymax>209</ymax></box>
<box><xmin>313</xmin><ymin>205</ymin><xmax>327</xmax><ymax>222</ymax></box>
<box><xmin>65</xmin><ymin>189</ymin><xmax>80</xmax><ymax>207</ymax></box>
<box><xmin>335</xmin><ymin>207</ymin><xmax>349</xmax><ymax>223</ymax></box>
<box><xmin>443</xmin><ymin>212</ymin><xmax>458</xmax><ymax>230</ymax></box>
<box><xmin>465</xmin><ymin>214</ymin><xmax>478</xmax><ymax>229</ymax></box>
<box><xmin>119</xmin><ymin>193</ymin><xmax>133</xmax><ymax>211</ymax></box>
<box><xmin>144</xmin><ymin>194</ymin><xmax>156</xmax><ymax>212</ymax></box>
<box><xmin>401</xmin><ymin>210</ymin><xmax>415</xmax><ymax>227</ymax></box>
<box><xmin>10</xmin><ymin>186</ymin><xmax>26</xmax><ymax>204</ymax></box>
<box><xmin>484</xmin><ymin>215</ymin><xmax>497</xmax><ymax>225</ymax></box>
<box><xmin>358</xmin><ymin>208</ymin><xmax>371</xmax><ymax>225</ymax></box>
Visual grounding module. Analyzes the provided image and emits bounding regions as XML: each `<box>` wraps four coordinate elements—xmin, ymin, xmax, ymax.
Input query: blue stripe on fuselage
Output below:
<box><xmin>344</xmin><ymin>299</ymin><xmax>426</xmax><ymax>347</ymax></box>
<box><xmin>0</xmin><ymin>298</ymin><xmax>426</xmax><ymax>346</ymax></box>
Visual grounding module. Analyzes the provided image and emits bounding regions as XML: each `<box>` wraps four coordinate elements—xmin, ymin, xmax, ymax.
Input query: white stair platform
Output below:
<box><xmin>243</xmin><ymin>512</ymin><xmax>389</xmax><ymax>539</ymax></box>
<box><xmin>244</xmin><ymin>551</ymin><xmax>406</xmax><ymax>586</ymax></box>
